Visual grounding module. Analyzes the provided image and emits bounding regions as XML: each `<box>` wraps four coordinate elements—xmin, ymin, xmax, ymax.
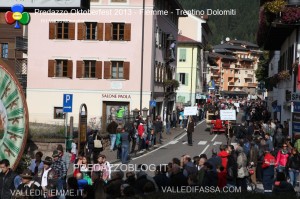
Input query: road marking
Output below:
<box><xmin>182</xmin><ymin>141</ymin><xmax>187</xmax><ymax>145</ymax></box>
<box><xmin>169</xmin><ymin>140</ymin><xmax>178</xmax><ymax>144</ymax></box>
<box><xmin>132</xmin><ymin>120</ymin><xmax>205</xmax><ymax>160</ymax></box>
<box><xmin>199</xmin><ymin>145</ymin><xmax>210</xmax><ymax>156</ymax></box>
<box><xmin>211</xmin><ymin>134</ymin><xmax>217</xmax><ymax>142</ymax></box>
<box><xmin>198</xmin><ymin>141</ymin><xmax>207</xmax><ymax>145</ymax></box>
<box><xmin>213</xmin><ymin>141</ymin><xmax>222</xmax><ymax>145</ymax></box>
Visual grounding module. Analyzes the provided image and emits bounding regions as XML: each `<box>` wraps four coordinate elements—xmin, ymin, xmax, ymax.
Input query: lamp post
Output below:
<box><xmin>142</xmin><ymin>107</ymin><xmax>149</xmax><ymax>119</ymax></box>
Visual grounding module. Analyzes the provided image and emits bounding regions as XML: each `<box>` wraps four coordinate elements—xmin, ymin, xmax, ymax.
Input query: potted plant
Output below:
<box><xmin>163</xmin><ymin>79</ymin><xmax>180</xmax><ymax>90</ymax></box>
<box><xmin>278</xmin><ymin>70</ymin><xmax>291</xmax><ymax>81</ymax></box>
<box><xmin>282</xmin><ymin>7</ymin><xmax>300</xmax><ymax>24</ymax></box>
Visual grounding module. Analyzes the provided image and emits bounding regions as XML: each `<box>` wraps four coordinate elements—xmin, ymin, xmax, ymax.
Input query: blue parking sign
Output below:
<box><xmin>63</xmin><ymin>94</ymin><xmax>73</xmax><ymax>112</ymax></box>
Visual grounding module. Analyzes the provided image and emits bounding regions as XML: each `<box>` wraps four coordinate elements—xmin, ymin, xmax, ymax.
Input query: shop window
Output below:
<box><xmin>54</xmin><ymin>107</ymin><xmax>64</xmax><ymax>119</ymax></box>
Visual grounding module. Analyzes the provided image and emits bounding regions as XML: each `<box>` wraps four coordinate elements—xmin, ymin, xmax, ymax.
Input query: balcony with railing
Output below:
<box><xmin>244</xmin><ymin>83</ymin><xmax>257</xmax><ymax>87</ymax></box>
<box><xmin>15</xmin><ymin>37</ymin><xmax>28</xmax><ymax>52</ymax></box>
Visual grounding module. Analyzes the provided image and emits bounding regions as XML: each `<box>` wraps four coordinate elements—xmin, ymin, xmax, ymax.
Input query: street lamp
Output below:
<box><xmin>132</xmin><ymin>108</ymin><xmax>140</xmax><ymax>119</ymax></box>
<box><xmin>142</xmin><ymin>107</ymin><xmax>149</xmax><ymax>119</ymax></box>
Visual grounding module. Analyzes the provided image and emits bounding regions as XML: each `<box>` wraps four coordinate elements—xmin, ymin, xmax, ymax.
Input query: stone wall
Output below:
<box><xmin>25</xmin><ymin>135</ymin><xmax>110</xmax><ymax>158</ymax></box>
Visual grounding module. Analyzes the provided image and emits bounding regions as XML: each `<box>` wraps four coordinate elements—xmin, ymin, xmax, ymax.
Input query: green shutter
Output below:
<box><xmin>185</xmin><ymin>73</ymin><xmax>189</xmax><ymax>86</ymax></box>
<box><xmin>179</xmin><ymin>49</ymin><xmax>186</xmax><ymax>61</ymax></box>
<box><xmin>176</xmin><ymin>73</ymin><xmax>179</xmax><ymax>81</ymax></box>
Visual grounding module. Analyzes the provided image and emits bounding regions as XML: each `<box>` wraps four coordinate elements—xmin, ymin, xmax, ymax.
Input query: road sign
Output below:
<box><xmin>63</xmin><ymin>94</ymin><xmax>73</xmax><ymax>113</ymax></box>
<box><xmin>292</xmin><ymin>113</ymin><xmax>300</xmax><ymax>122</ymax></box>
<box><xmin>220</xmin><ymin>110</ymin><xmax>236</xmax><ymax>121</ymax></box>
<box><xmin>150</xmin><ymin>100</ymin><xmax>156</xmax><ymax>107</ymax></box>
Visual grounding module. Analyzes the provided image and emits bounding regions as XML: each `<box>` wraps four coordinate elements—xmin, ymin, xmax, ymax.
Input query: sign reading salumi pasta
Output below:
<box><xmin>0</xmin><ymin>63</ymin><xmax>28</xmax><ymax>170</ymax></box>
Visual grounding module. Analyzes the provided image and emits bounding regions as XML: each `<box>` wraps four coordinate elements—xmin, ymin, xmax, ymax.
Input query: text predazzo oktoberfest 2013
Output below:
<box><xmin>34</xmin><ymin>8</ymin><xmax>237</xmax><ymax>16</ymax></box>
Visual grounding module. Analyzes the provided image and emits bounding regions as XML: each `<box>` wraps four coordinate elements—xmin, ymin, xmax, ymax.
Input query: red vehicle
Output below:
<box><xmin>210</xmin><ymin>119</ymin><xmax>228</xmax><ymax>134</ymax></box>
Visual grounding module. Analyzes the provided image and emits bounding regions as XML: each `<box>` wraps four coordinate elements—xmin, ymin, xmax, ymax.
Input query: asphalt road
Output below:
<box><xmin>111</xmin><ymin>114</ymin><xmax>242</xmax><ymax>178</ymax></box>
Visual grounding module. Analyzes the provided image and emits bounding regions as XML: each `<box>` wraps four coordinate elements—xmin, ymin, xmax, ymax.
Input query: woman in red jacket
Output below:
<box><xmin>137</xmin><ymin>122</ymin><xmax>145</xmax><ymax>151</ymax></box>
<box><xmin>275</xmin><ymin>144</ymin><xmax>289</xmax><ymax>173</ymax></box>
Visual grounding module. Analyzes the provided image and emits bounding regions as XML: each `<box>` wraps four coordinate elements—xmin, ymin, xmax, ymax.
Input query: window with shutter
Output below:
<box><xmin>179</xmin><ymin>73</ymin><xmax>185</xmax><ymax>85</ymax></box>
<box><xmin>123</xmin><ymin>62</ymin><xmax>130</xmax><ymax>80</ymax></box>
<box><xmin>54</xmin><ymin>60</ymin><xmax>68</xmax><ymax>77</ymax></box>
<box><xmin>112</xmin><ymin>23</ymin><xmax>125</xmax><ymax>41</ymax></box>
<box><xmin>77</xmin><ymin>23</ymin><xmax>85</xmax><ymax>40</ymax></box>
<box><xmin>185</xmin><ymin>73</ymin><xmax>189</xmax><ymax>86</ymax></box>
<box><xmin>179</xmin><ymin>49</ymin><xmax>186</xmax><ymax>62</ymax></box>
<box><xmin>105</xmin><ymin>23</ymin><xmax>112</xmax><ymax>41</ymax></box>
<box><xmin>49</xmin><ymin>23</ymin><xmax>56</xmax><ymax>39</ymax></box>
<box><xmin>83</xmin><ymin>60</ymin><xmax>96</xmax><ymax>78</ymax></box>
<box><xmin>97</xmin><ymin>23</ymin><xmax>104</xmax><ymax>41</ymax></box>
<box><xmin>111</xmin><ymin>61</ymin><xmax>124</xmax><ymax>79</ymax></box>
<box><xmin>48</xmin><ymin>60</ymin><xmax>55</xmax><ymax>77</ymax></box>
<box><xmin>76</xmin><ymin>61</ymin><xmax>83</xmax><ymax>78</ymax></box>
<box><xmin>104</xmin><ymin>61</ymin><xmax>111</xmax><ymax>79</ymax></box>
<box><xmin>85</xmin><ymin>22</ymin><xmax>97</xmax><ymax>40</ymax></box>
<box><xmin>124</xmin><ymin>23</ymin><xmax>131</xmax><ymax>41</ymax></box>
<box><xmin>68</xmin><ymin>23</ymin><xmax>75</xmax><ymax>40</ymax></box>
<box><xmin>67</xmin><ymin>60</ymin><xmax>73</xmax><ymax>78</ymax></box>
<box><xmin>95</xmin><ymin>61</ymin><xmax>102</xmax><ymax>79</ymax></box>
<box><xmin>56</xmin><ymin>22</ymin><xmax>69</xmax><ymax>39</ymax></box>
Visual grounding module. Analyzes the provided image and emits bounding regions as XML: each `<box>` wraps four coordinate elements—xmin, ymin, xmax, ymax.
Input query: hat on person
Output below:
<box><xmin>57</xmin><ymin>144</ymin><xmax>64</xmax><ymax>152</ymax></box>
<box><xmin>52</xmin><ymin>150</ymin><xmax>60</xmax><ymax>158</ymax></box>
<box><xmin>43</xmin><ymin>156</ymin><xmax>53</xmax><ymax>165</ymax></box>
<box><xmin>20</xmin><ymin>169</ymin><xmax>33</xmax><ymax>179</ymax></box>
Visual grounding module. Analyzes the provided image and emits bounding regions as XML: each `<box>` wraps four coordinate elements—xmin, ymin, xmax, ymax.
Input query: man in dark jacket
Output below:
<box><xmin>107</xmin><ymin>118</ymin><xmax>118</xmax><ymax>152</ymax></box>
<box><xmin>202</xmin><ymin>162</ymin><xmax>218</xmax><ymax>187</ymax></box>
<box><xmin>170</xmin><ymin>164</ymin><xmax>188</xmax><ymax>189</ymax></box>
<box><xmin>272</xmin><ymin>172</ymin><xmax>296</xmax><ymax>196</ymax></box>
<box><xmin>0</xmin><ymin>159</ymin><xmax>17</xmax><ymax>199</ymax></box>
<box><xmin>153</xmin><ymin>116</ymin><xmax>163</xmax><ymax>145</ymax></box>
<box><xmin>153</xmin><ymin>165</ymin><xmax>170</xmax><ymax>191</ymax></box>
<box><xmin>226</xmin><ymin>147</ymin><xmax>238</xmax><ymax>187</ymax></box>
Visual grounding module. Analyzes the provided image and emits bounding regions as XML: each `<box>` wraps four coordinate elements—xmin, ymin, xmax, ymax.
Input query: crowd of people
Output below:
<box><xmin>1</xmin><ymin>97</ymin><xmax>300</xmax><ymax>198</ymax></box>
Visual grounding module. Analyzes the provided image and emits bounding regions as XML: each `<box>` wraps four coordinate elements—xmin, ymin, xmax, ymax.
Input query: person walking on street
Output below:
<box><xmin>287</xmin><ymin>147</ymin><xmax>300</xmax><ymax>188</ymax></box>
<box><xmin>262</xmin><ymin>147</ymin><xmax>275</xmax><ymax>194</ymax></box>
<box><xmin>153</xmin><ymin>116</ymin><xmax>163</xmax><ymax>145</ymax></box>
<box><xmin>0</xmin><ymin>159</ymin><xmax>17</xmax><ymax>199</ymax></box>
<box><xmin>107</xmin><ymin>118</ymin><xmax>118</xmax><ymax>152</ymax></box>
<box><xmin>187</xmin><ymin>116</ymin><xmax>194</xmax><ymax>146</ymax></box>
<box><xmin>121</xmin><ymin>125</ymin><xmax>130</xmax><ymax>164</ymax></box>
<box><xmin>275</xmin><ymin>144</ymin><xmax>289</xmax><ymax>173</ymax></box>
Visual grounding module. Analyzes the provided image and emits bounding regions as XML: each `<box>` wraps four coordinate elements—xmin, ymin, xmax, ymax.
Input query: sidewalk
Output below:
<box><xmin>102</xmin><ymin>126</ymin><xmax>187</xmax><ymax>164</ymax></box>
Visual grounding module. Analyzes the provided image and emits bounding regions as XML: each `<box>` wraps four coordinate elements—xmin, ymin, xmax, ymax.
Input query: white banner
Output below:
<box><xmin>0</xmin><ymin>0</ymin><xmax>82</xmax><ymax>7</ymax></box>
<box><xmin>183</xmin><ymin>106</ymin><xmax>198</xmax><ymax>116</ymax></box>
<box><xmin>220</xmin><ymin>110</ymin><xmax>236</xmax><ymax>121</ymax></box>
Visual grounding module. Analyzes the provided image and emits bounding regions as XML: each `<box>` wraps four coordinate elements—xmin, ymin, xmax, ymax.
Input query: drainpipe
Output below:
<box><xmin>190</xmin><ymin>47</ymin><xmax>194</xmax><ymax>106</ymax></box>
<box><xmin>140</xmin><ymin>0</ymin><xmax>145</xmax><ymax>113</ymax></box>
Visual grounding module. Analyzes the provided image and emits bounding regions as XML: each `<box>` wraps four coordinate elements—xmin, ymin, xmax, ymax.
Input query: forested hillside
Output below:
<box><xmin>178</xmin><ymin>0</ymin><xmax>260</xmax><ymax>45</ymax></box>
